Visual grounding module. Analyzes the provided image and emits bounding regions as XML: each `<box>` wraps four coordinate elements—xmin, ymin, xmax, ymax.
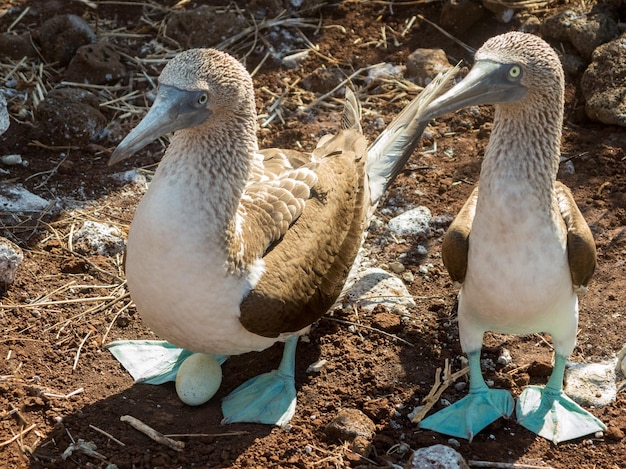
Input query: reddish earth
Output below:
<box><xmin>0</xmin><ymin>1</ymin><xmax>625</xmax><ymax>468</ymax></box>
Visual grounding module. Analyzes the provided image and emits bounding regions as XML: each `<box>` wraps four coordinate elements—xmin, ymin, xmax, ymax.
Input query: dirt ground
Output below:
<box><xmin>1</xmin><ymin>0</ymin><xmax>625</xmax><ymax>468</ymax></box>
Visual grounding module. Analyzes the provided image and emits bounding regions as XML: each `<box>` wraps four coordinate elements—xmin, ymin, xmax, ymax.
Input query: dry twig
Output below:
<box><xmin>411</xmin><ymin>359</ymin><xmax>469</xmax><ymax>423</ymax></box>
<box><xmin>121</xmin><ymin>415</ymin><xmax>184</xmax><ymax>451</ymax></box>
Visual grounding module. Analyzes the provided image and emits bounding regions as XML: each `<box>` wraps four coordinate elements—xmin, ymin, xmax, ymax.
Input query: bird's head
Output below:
<box><xmin>419</xmin><ymin>32</ymin><xmax>564</xmax><ymax>123</ymax></box>
<box><xmin>109</xmin><ymin>48</ymin><xmax>255</xmax><ymax>165</ymax></box>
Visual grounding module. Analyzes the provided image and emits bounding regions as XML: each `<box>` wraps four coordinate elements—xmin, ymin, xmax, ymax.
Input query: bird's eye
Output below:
<box><xmin>197</xmin><ymin>93</ymin><xmax>208</xmax><ymax>105</ymax></box>
<box><xmin>508</xmin><ymin>65</ymin><xmax>522</xmax><ymax>79</ymax></box>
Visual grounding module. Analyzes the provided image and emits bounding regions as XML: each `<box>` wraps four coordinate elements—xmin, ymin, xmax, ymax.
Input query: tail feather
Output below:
<box><xmin>342</xmin><ymin>87</ymin><xmax>362</xmax><ymax>132</ymax></box>
<box><xmin>367</xmin><ymin>63</ymin><xmax>461</xmax><ymax>205</ymax></box>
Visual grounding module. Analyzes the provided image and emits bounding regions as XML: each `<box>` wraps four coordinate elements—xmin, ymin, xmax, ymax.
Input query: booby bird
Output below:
<box><xmin>106</xmin><ymin>48</ymin><xmax>457</xmax><ymax>426</ymax></box>
<box><xmin>415</xmin><ymin>32</ymin><xmax>605</xmax><ymax>443</ymax></box>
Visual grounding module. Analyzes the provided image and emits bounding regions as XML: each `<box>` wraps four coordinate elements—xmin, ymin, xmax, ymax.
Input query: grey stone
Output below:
<box><xmin>324</xmin><ymin>408</ymin><xmax>376</xmax><ymax>442</ymax></box>
<box><xmin>581</xmin><ymin>34</ymin><xmax>626</xmax><ymax>126</ymax></box>
<box><xmin>387</xmin><ymin>206</ymin><xmax>432</xmax><ymax>237</ymax></box>
<box><xmin>564</xmin><ymin>359</ymin><xmax>617</xmax><ymax>407</ymax></box>
<box><xmin>0</xmin><ymin>237</ymin><xmax>23</xmax><ymax>289</ymax></box>
<box><xmin>406</xmin><ymin>49</ymin><xmax>452</xmax><ymax>87</ymax></box>
<box><xmin>405</xmin><ymin>444</ymin><xmax>469</xmax><ymax>469</ymax></box>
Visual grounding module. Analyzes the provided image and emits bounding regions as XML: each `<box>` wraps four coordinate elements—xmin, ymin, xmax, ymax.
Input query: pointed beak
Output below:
<box><xmin>419</xmin><ymin>60</ymin><xmax>528</xmax><ymax>123</ymax></box>
<box><xmin>109</xmin><ymin>86</ymin><xmax>206</xmax><ymax>166</ymax></box>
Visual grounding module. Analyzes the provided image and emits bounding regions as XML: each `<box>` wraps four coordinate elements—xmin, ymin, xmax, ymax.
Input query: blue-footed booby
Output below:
<box><xmin>106</xmin><ymin>48</ymin><xmax>457</xmax><ymax>426</ymax></box>
<box><xmin>415</xmin><ymin>32</ymin><xmax>605</xmax><ymax>443</ymax></box>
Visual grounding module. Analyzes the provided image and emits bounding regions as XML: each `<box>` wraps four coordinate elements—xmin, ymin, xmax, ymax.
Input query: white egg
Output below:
<box><xmin>175</xmin><ymin>353</ymin><xmax>223</xmax><ymax>406</ymax></box>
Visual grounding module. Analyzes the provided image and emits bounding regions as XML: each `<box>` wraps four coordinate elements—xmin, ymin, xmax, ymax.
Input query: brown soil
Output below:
<box><xmin>1</xmin><ymin>1</ymin><xmax>625</xmax><ymax>468</ymax></box>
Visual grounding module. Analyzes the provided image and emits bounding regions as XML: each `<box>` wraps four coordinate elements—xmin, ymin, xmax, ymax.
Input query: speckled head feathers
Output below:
<box><xmin>476</xmin><ymin>32</ymin><xmax>564</xmax><ymax>91</ymax></box>
<box><xmin>158</xmin><ymin>48</ymin><xmax>255</xmax><ymax>110</ymax></box>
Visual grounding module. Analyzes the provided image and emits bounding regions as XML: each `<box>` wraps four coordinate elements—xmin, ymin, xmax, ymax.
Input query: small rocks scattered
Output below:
<box><xmin>72</xmin><ymin>221</ymin><xmax>125</xmax><ymax>257</ymax></box>
<box><xmin>406</xmin><ymin>444</ymin><xmax>469</xmax><ymax>469</ymax></box>
<box><xmin>564</xmin><ymin>359</ymin><xmax>617</xmax><ymax>407</ymax></box>
<box><xmin>0</xmin><ymin>237</ymin><xmax>24</xmax><ymax>289</ymax></box>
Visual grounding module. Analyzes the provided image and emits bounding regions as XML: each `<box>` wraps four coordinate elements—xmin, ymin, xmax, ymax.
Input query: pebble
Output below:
<box><xmin>406</xmin><ymin>48</ymin><xmax>452</xmax><ymax>87</ymax></box>
<box><xmin>564</xmin><ymin>359</ymin><xmax>617</xmax><ymax>407</ymax></box>
<box><xmin>389</xmin><ymin>261</ymin><xmax>406</xmax><ymax>273</ymax></box>
<box><xmin>72</xmin><ymin>221</ymin><xmax>125</xmax><ymax>256</ymax></box>
<box><xmin>345</xmin><ymin>267</ymin><xmax>416</xmax><ymax>313</ymax></box>
<box><xmin>0</xmin><ymin>237</ymin><xmax>24</xmax><ymax>289</ymax></box>
<box><xmin>306</xmin><ymin>359</ymin><xmax>327</xmax><ymax>373</ymax></box>
<box><xmin>1</xmin><ymin>154</ymin><xmax>22</xmax><ymax>166</ymax></box>
<box><xmin>497</xmin><ymin>348</ymin><xmax>513</xmax><ymax>366</ymax></box>
<box><xmin>0</xmin><ymin>93</ymin><xmax>9</xmax><ymax>136</ymax></box>
<box><xmin>617</xmin><ymin>344</ymin><xmax>626</xmax><ymax>377</ymax></box>
<box><xmin>387</xmin><ymin>206</ymin><xmax>432</xmax><ymax>237</ymax></box>
<box><xmin>0</xmin><ymin>184</ymin><xmax>51</xmax><ymax>212</ymax></box>
<box><xmin>324</xmin><ymin>408</ymin><xmax>376</xmax><ymax>442</ymax></box>
<box><xmin>406</xmin><ymin>444</ymin><xmax>469</xmax><ymax>469</ymax></box>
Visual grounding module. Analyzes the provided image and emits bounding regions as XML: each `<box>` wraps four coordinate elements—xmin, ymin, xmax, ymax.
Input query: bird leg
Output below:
<box><xmin>221</xmin><ymin>335</ymin><xmax>298</xmax><ymax>427</ymax></box>
<box><xmin>419</xmin><ymin>350</ymin><xmax>514</xmax><ymax>440</ymax></box>
<box><xmin>516</xmin><ymin>353</ymin><xmax>606</xmax><ymax>443</ymax></box>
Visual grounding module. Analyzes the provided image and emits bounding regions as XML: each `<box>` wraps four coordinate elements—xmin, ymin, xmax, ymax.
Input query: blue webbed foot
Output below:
<box><xmin>418</xmin><ymin>350</ymin><xmax>514</xmax><ymax>440</ymax></box>
<box><xmin>221</xmin><ymin>335</ymin><xmax>299</xmax><ymax>427</ymax></box>
<box><xmin>420</xmin><ymin>387</ymin><xmax>514</xmax><ymax>440</ymax></box>
<box><xmin>516</xmin><ymin>354</ymin><xmax>606</xmax><ymax>443</ymax></box>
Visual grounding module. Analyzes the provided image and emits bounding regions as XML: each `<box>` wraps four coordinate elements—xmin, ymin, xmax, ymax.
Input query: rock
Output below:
<box><xmin>566</xmin><ymin>6</ymin><xmax>619</xmax><ymax>60</ymax></box>
<box><xmin>406</xmin><ymin>49</ymin><xmax>452</xmax><ymax>87</ymax></box>
<box><xmin>481</xmin><ymin>0</ymin><xmax>514</xmax><ymax>23</ymax></box>
<box><xmin>440</xmin><ymin>0</ymin><xmax>484</xmax><ymax>35</ymax></box>
<box><xmin>518</xmin><ymin>15</ymin><xmax>541</xmax><ymax>34</ymax></box>
<box><xmin>72</xmin><ymin>221</ymin><xmax>125</xmax><ymax>256</ymax></box>
<box><xmin>564</xmin><ymin>359</ymin><xmax>617</xmax><ymax>407</ymax></box>
<box><xmin>324</xmin><ymin>408</ymin><xmax>376</xmax><ymax>442</ymax></box>
<box><xmin>387</xmin><ymin>206</ymin><xmax>432</xmax><ymax>237</ymax></box>
<box><xmin>301</xmin><ymin>68</ymin><xmax>345</xmax><ymax>93</ymax></box>
<box><xmin>0</xmin><ymin>32</ymin><xmax>37</xmax><ymax>60</ymax></box>
<box><xmin>0</xmin><ymin>237</ymin><xmax>23</xmax><ymax>289</ymax></box>
<box><xmin>0</xmin><ymin>184</ymin><xmax>50</xmax><ymax>212</ymax></box>
<box><xmin>1</xmin><ymin>154</ymin><xmax>23</xmax><ymax>166</ymax></box>
<box><xmin>366</xmin><ymin>63</ymin><xmax>406</xmax><ymax>84</ymax></box>
<box><xmin>166</xmin><ymin>6</ymin><xmax>248</xmax><ymax>49</ymax></box>
<box><xmin>580</xmin><ymin>35</ymin><xmax>626</xmax><ymax>127</ymax></box>
<box><xmin>617</xmin><ymin>344</ymin><xmax>626</xmax><ymax>377</ymax></box>
<box><xmin>35</xmin><ymin>88</ymin><xmax>107</xmax><ymax>145</ymax></box>
<box><xmin>0</xmin><ymin>93</ymin><xmax>9</xmax><ymax>136</ymax></box>
<box><xmin>560</xmin><ymin>53</ymin><xmax>587</xmax><ymax>76</ymax></box>
<box><xmin>405</xmin><ymin>444</ymin><xmax>469</xmax><ymax>469</ymax></box>
<box><xmin>346</xmin><ymin>267</ymin><xmax>416</xmax><ymax>313</ymax></box>
<box><xmin>35</xmin><ymin>14</ymin><xmax>96</xmax><ymax>66</ymax></box>
<box><xmin>542</xmin><ymin>9</ymin><xmax>581</xmax><ymax>42</ymax></box>
<box><xmin>65</xmin><ymin>42</ymin><xmax>126</xmax><ymax>84</ymax></box>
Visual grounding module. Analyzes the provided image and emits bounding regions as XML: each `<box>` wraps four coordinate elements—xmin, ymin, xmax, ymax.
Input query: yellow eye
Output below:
<box><xmin>198</xmin><ymin>93</ymin><xmax>208</xmax><ymax>105</ymax></box>
<box><xmin>509</xmin><ymin>65</ymin><xmax>521</xmax><ymax>79</ymax></box>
